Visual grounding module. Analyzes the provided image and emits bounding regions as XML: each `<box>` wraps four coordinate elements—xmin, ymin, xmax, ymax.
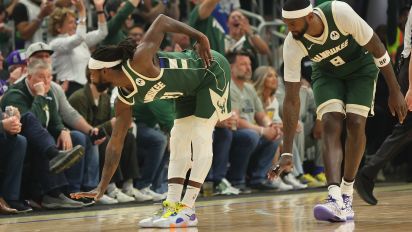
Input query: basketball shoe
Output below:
<box><xmin>342</xmin><ymin>194</ymin><xmax>354</xmax><ymax>220</ymax></box>
<box><xmin>152</xmin><ymin>202</ymin><xmax>198</xmax><ymax>228</ymax></box>
<box><xmin>138</xmin><ymin>200</ymin><xmax>174</xmax><ymax>228</ymax></box>
<box><xmin>313</xmin><ymin>195</ymin><xmax>346</xmax><ymax>222</ymax></box>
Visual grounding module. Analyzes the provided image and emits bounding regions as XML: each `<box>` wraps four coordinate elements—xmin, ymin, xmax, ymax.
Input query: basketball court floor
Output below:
<box><xmin>1</xmin><ymin>184</ymin><xmax>412</xmax><ymax>232</ymax></box>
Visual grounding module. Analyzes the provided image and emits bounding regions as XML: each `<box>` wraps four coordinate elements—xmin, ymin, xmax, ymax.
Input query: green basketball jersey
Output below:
<box><xmin>298</xmin><ymin>1</ymin><xmax>375</xmax><ymax>78</ymax></box>
<box><xmin>118</xmin><ymin>50</ymin><xmax>230</xmax><ymax>105</ymax></box>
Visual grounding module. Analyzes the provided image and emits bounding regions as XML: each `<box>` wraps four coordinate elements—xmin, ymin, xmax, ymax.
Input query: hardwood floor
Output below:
<box><xmin>1</xmin><ymin>184</ymin><xmax>412</xmax><ymax>232</ymax></box>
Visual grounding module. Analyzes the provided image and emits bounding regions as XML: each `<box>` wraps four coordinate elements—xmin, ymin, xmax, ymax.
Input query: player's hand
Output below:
<box><xmin>70</xmin><ymin>187</ymin><xmax>104</xmax><ymax>201</ymax></box>
<box><xmin>388</xmin><ymin>90</ymin><xmax>407</xmax><ymax>123</ymax></box>
<box><xmin>405</xmin><ymin>88</ymin><xmax>412</xmax><ymax>111</ymax></box>
<box><xmin>267</xmin><ymin>153</ymin><xmax>293</xmax><ymax>180</ymax></box>
<box><xmin>195</xmin><ymin>34</ymin><xmax>212</xmax><ymax>68</ymax></box>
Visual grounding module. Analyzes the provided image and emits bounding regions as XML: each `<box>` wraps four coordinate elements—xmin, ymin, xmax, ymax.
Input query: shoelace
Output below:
<box><xmin>323</xmin><ymin>196</ymin><xmax>343</xmax><ymax>215</ymax></box>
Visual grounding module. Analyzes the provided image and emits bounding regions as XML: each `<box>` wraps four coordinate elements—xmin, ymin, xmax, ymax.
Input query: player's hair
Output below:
<box><xmin>283</xmin><ymin>0</ymin><xmax>311</xmax><ymax>11</ymax></box>
<box><xmin>91</xmin><ymin>38</ymin><xmax>136</xmax><ymax>70</ymax></box>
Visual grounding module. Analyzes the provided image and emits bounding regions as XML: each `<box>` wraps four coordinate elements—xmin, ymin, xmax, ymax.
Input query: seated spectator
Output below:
<box><xmin>69</xmin><ymin>70</ymin><xmax>152</xmax><ymax>204</ymax></box>
<box><xmin>11</xmin><ymin>0</ymin><xmax>54</xmax><ymax>49</ymax></box>
<box><xmin>6</xmin><ymin>49</ymin><xmax>28</xmax><ymax>85</ymax></box>
<box><xmin>49</xmin><ymin>0</ymin><xmax>107</xmax><ymax>97</ymax></box>
<box><xmin>0</xmin><ymin>106</ymin><xmax>84</xmax><ymax>211</ymax></box>
<box><xmin>253</xmin><ymin>66</ymin><xmax>306</xmax><ymax>190</ymax></box>
<box><xmin>0</xmin><ymin>107</ymin><xmax>31</xmax><ymax>213</ymax></box>
<box><xmin>227</xmin><ymin>51</ymin><xmax>280</xmax><ymax>191</ymax></box>
<box><xmin>25</xmin><ymin>42</ymin><xmax>103</xmax><ymax>205</ymax></box>
<box><xmin>225</xmin><ymin>10</ymin><xmax>270</xmax><ymax>70</ymax></box>
<box><xmin>102</xmin><ymin>0</ymin><xmax>140</xmax><ymax>45</ymax></box>
<box><xmin>0</xmin><ymin>59</ymin><xmax>89</xmax><ymax>209</ymax></box>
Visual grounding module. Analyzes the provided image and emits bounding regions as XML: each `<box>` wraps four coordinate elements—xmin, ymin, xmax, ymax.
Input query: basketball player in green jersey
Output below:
<box><xmin>71</xmin><ymin>14</ymin><xmax>231</xmax><ymax>228</ymax></box>
<box><xmin>268</xmin><ymin>0</ymin><xmax>407</xmax><ymax>222</ymax></box>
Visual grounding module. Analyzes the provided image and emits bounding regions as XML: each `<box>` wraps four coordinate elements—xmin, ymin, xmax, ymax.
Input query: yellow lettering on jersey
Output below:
<box><xmin>144</xmin><ymin>82</ymin><xmax>166</xmax><ymax>103</ymax></box>
<box><xmin>311</xmin><ymin>39</ymin><xmax>349</xmax><ymax>62</ymax></box>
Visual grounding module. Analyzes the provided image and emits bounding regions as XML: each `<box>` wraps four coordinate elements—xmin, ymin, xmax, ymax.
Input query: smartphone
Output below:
<box><xmin>90</xmin><ymin>127</ymin><xmax>107</xmax><ymax>144</ymax></box>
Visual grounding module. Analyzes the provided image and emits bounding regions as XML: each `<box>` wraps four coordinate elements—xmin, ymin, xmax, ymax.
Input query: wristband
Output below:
<box><xmin>96</xmin><ymin>11</ymin><xmax>105</xmax><ymax>15</ymax></box>
<box><xmin>374</xmin><ymin>51</ymin><xmax>390</xmax><ymax>67</ymax></box>
<box><xmin>77</xmin><ymin>17</ymin><xmax>87</xmax><ymax>24</ymax></box>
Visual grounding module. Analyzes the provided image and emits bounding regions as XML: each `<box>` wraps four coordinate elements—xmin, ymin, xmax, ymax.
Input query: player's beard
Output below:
<box><xmin>292</xmin><ymin>21</ymin><xmax>308</xmax><ymax>40</ymax></box>
<box><xmin>95</xmin><ymin>81</ymin><xmax>111</xmax><ymax>93</ymax></box>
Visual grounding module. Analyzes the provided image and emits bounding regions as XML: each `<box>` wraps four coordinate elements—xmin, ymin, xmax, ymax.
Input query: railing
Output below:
<box><xmin>238</xmin><ymin>9</ymin><xmax>286</xmax><ymax>69</ymax></box>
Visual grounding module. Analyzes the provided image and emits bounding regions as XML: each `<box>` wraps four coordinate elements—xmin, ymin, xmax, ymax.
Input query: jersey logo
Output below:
<box><xmin>210</xmin><ymin>86</ymin><xmax>230</xmax><ymax>119</ymax></box>
<box><xmin>135</xmin><ymin>78</ymin><xmax>145</xmax><ymax>87</ymax></box>
<box><xmin>307</xmin><ymin>44</ymin><xmax>315</xmax><ymax>50</ymax></box>
<box><xmin>330</xmin><ymin>31</ymin><xmax>340</xmax><ymax>40</ymax></box>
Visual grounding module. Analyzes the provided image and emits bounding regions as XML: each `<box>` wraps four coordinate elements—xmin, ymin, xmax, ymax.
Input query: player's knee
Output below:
<box><xmin>346</xmin><ymin>114</ymin><xmax>366</xmax><ymax>134</ymax></box>
<box><xmin>322</xmin><ymin>112</ymin><xmax>344</xmax><ymax>135</ymax></box>
<box><xmin>316</xmin><ymin>100</ymin><xmax>345</xmax><ymax>121</ymax></box>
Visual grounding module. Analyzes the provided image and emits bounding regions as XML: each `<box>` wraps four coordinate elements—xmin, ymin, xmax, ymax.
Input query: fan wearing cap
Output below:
<box><xmin>267</xmin><ymin>0</ymin><xmax>407</xmax><ymax>223</ymax></box>
<box><xmin>6</xmin><ymin>49</ymin><xmax>27</xmax><ymax>85</ymax></box>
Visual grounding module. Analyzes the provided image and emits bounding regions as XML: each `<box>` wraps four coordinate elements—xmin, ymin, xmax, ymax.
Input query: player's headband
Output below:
<box><xmin>88</xmin><ymin>58</ymin><xmax>122</xmax><ymax>70</ymax></box>
<box><xmin>282</xmin><ymin>4</ymin><xmax>313</xmax><ymax>19</ymax></box>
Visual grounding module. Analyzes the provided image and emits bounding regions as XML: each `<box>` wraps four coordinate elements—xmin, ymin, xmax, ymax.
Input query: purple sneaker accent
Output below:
<box><xmin>313</xmin><ymin>196</ymin><xmax>346</xmax><ymax>222</ymax></box>
<box><xmin>176</xmin><ymin>218</ymin><xmax>184</xmax><ymax>224</ymax></box>
<box><xmin>342</xmin><ymin>194</ymin><xmax>355</xmax><ymax>220</ymax></box>
<box><xmin>189</xmin><ymin>214</ymin><xmax>197</xmax><ymax>221</ymax></box>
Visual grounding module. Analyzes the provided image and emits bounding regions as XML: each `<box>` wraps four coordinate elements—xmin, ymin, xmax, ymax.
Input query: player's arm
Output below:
<box><xmin>71</xmin><ymin>100</ymin><xmax>132</xmax><ymax>200</ymax></box>
<box><xmin>335</xmin><ymin>1</ymin><xmax>407</xmax><ymax>122</ymax></box>
<box><xmin>268</xmin><ymin>34</ymin><xmax>304</xmax><ymax>179</ymax></box>
<box><xmin>133</xmin><ymin>14</ymin><xmax>211</xmax><ymax>67</ymax></box>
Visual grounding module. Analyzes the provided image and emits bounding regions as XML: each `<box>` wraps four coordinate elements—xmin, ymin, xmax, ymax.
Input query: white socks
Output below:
<box><xmin>340</xmin><ymin>178</ymin><xmax>354</xmax><ymax>196</ymax></box>
<box><xmin>166</xmin><ymin>183</ymin><xmax>184</xmax><ymax>203</ymax></box>
<box><xmin>181</xmin><ymin>186</ymin><xmax>199</xmax><ymax>208</ymax></box>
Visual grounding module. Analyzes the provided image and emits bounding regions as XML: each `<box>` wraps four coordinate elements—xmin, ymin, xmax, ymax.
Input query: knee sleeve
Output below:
<box><xmin>168</xmin><ymin>116</ymin><xmax>195</xmax><ymax>179</ymax></box>
<box><xmin>189</xmin><ymin>114</ymin><xmax>218</xmax><ymax>183</ymax></box>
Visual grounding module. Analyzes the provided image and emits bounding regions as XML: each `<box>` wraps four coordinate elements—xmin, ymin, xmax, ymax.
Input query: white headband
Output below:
<box><xmin>88</xmin><ymin>57</ymin><xmax>122</xmax><ymax>70</ymax></box>
<box><xmin>282</xmin><ymin>4</ymin><xmax>313</xmax><ymax>19</ymax></box>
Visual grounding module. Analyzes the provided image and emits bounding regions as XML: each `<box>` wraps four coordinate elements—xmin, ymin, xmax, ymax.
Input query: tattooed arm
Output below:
<box><xmin>70</xmin><ymin>100</ymin><xmax>132</xmax><ymax>200</ymax></box>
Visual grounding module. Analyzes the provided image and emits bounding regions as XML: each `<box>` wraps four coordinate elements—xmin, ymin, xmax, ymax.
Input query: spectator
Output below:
<box><xmin>128</xmin><ymin>24</ymin><xmax>145</xmax><ymax>45</ymax></box>
<box><xmin>69</xmin><ymin>70</ymin><xmax>151</xmax><ymax>203</ymax></box>
<box><xmin>0</xmin><ymin>4</ymin><xmax>14</xmax><ymax>56</ymax></box>
<box><xmin>11</xmin><ymin>0</ymin><xmax>54</xmax><ymax>49</ymax></box>
<box><xmin>102</xmin><ymin>0</ymin><xmax>140</xmax><ymax>45</ymax></box>
<box><xmin>188</xmin><ymin>0</ymin><xmax>226</xmax><ymax>54</ymax></box>
<box><xmin>227</xmin><ymin>51</ymin><xmax>280</xmax><ymax>191</ymax></box>
<box><xmin>6</xmin><ymin>49</ymin><xmax>28</xmax><ymax>85</ymax></box>
<box><xmin>49</xmin><ymin>0</ymin><xmax>107</xmax><ymax>97</ymax></box>
<box><xmin>253</xmin><ymin>66</ymin><xmax>307</xmax><ymax>190</ymax></box>
<box><xmin>225</xmin><ymin>10</ymin><xmax>270</xmax><ymax>70</ymax></box>
<box><xmin>0</xmin><ymin>59</ymin><xmax>88</xmax><ymax>209</ymax></box>
<box><xmin>24</xmin><ymin>42</ymin><xmax>103</xmax><ymax>206</ymax></box>
<box><xmin>0</xmin><ymin>107</ymin><xmax>31</xmax><ymax>213</ymax></box>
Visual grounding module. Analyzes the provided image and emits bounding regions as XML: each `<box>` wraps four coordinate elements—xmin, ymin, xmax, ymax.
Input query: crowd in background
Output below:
<box><xmin>0</xmin><ymin>0</ymin><xmax>411</xmax><ymax>214</ymax></box>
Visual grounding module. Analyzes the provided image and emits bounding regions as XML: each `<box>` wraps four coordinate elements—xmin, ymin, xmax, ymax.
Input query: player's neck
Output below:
<box><xmin>306</xmin><ymin>14</ymin><xmax>324</xmax><ymax>38</ymax></box>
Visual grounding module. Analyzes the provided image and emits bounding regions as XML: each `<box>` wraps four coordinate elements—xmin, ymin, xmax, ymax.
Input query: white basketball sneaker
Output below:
<box><xmin>153</xmin><ymin>202</ymin><xmax>198</xmax><ymax>228</ymax></box>
<box><xmin>138</xmin><ymin>200</ymin><xmax>175</xmax><ymax>228</ymax></box>
<box><xmin>313</xmin><ymin>195</ymin><xmax>346</xmax><ymax>222</ymax></box>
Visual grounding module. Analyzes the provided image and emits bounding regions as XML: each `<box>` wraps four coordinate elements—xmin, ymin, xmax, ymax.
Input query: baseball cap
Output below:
<box><xmin>26</xmin><ymin>42</ymin><xmax>54</xmax><ymax>58</ymax></box>
<box><xmin>6</xmin><ymin>49</ymin><xmax>26</xmax><ymax>66</ymax></box>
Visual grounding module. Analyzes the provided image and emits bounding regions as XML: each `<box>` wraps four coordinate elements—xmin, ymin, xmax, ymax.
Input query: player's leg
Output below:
<box><xmin>311</xmin><ymin>75</ymin><xmax>347</xmax><ymax>222</ymax></box>
<box><xmin>139</xmin><ymin>97</ymin><xmax>195</xmax><ymax>228</ymax></box>
<box><xmin>342</xmin><ymin>66</ymin><xmax>379</xmax><ymax>220</ymax></box>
